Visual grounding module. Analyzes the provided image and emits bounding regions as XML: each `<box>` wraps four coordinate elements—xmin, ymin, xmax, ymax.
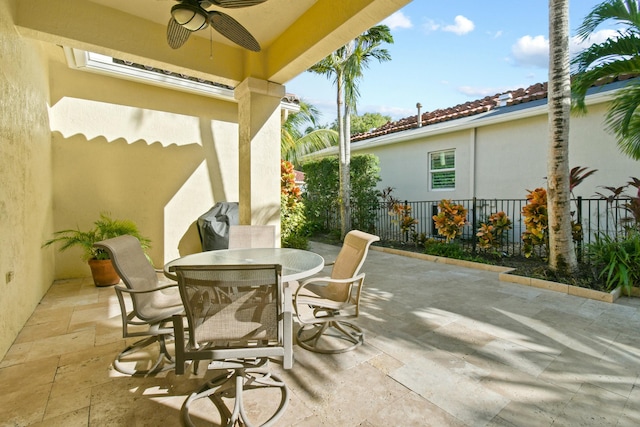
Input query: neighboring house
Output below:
<box><xmin>328</xmin><ymin>76</ymin><xmax>639</xmax><ymax>205</ymax></box>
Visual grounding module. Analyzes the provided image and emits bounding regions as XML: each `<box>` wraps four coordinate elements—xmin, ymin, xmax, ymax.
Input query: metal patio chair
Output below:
<box><xmin>94</xmin><ymin>235</ymin><xmax>183</xmax><ymax>375</ymax></box>
<box><xmin>171</xmin><ymin>263</ymin><xmax>292</xmax><ymax>427</ymax></box>
<box><xmin>294</xmin><ymin>230</ymin><xmax>380</xmax><ymax>353</ymax></box>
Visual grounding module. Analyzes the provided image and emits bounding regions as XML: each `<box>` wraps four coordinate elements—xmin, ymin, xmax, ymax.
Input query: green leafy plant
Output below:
<box><xmin>380</xmin><ymin>187</ymin><xmax>418</xmax><ymax>242</ymax></box>
<box><xmin>423</xmin><ymin>238</ymin><xmax>488</xmax><ymax>263</ymax></box>
<box><xmin>477</xmin><ymin>211</ymin><xmax>512</xmax><ymax>252</ymax></box>
<box><xmin>43</xmin><ymin>213</ymin><xmax>150</xmax><ymax>261</ymax></box>
<box><xmin>522</xmin><ymin>188</ymin><xmax>549</xmax><ymax>258</ymax></box>
<box><xmin>587</xmin><ymin>231</ymin><xmax>640</xmax><ymax>295</ymax></box>
<box><xmin>432</xmin><ymin>199</ymin><xmax>468</xmax><ymax>242</ymax></box>
<box><xmin>302</xmin><ymin>154</ymin><xmax>380</xmax><ymax>234</ymax></box>
<box><xmin>595</xmin><ymin>176</ymin><xmax>640</xmax><ymax>233</ymax></box>
<box><xmin>281</xmin><ymin>160</ymin><xmax>308</xmax><ymax>249</ymax></box>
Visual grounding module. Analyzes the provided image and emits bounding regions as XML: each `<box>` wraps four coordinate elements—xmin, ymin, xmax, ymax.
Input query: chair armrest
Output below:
<box><xmin>294</xmin><ymin>273</ymin><xmax>365</xmax><ymax>300</ymax></box>
<box><xmin>114</xmin><ymin>282</ymin><xmax>178</xmax><ymax>295</ymax></box>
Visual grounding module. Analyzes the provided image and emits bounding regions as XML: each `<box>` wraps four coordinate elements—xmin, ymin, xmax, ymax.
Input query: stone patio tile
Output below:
<box><xmin>366</xmin><ymin>390</ymin><xmax>467</xmax><ymax>427</ymax></box>
<box><xmin>552</xmin><ymin>382</ymin><xmax>628</xmax><ymax>426</ymax></box>
<box><xmin>539</xmin><ymin>348</ymin><xmax>637</xmax><ymax>397</ymax></box>
<box><xmin>390</xmin><ymin>350</ymin><xmax>510</xmax><ymax>426</ymax></box>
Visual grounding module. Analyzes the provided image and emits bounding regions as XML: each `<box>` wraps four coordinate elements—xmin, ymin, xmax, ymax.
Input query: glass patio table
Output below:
<box><xmin>164</xmin><ymin>247</ymin><xmax>325</xmax><ymax>283</ymax></box>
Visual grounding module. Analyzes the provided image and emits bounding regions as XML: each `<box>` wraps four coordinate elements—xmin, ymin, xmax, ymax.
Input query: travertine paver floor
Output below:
<box><xmin>1</xmin><ymin>241</ymin><xmax>640</xmax><ymax>426</ymax></box>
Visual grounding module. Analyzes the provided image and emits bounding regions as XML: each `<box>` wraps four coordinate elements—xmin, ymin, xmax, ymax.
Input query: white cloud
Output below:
<box><xmin>423</xmin><ymin>19</ymin><xmax>440</xmax><ymax>32</ymax></box>
<box><xmin>570</xmin><ymin>29</ymin><xmax>618</xmax><ymax>55</ymax></box>
<box><xmin>362</xmin><ymin>104</ymin><xmax>415</xmax><ymax>121</ymax></box>
<box><xmin>510</xmin><ymin>29</ymin><xmax>619</xmax><ymax>69</ymax></box>
<box><xmin>458</xmin><ymin>85</ymin><xmax>513</xmax><ymax>98</ymax></box>
<box><xmin>511</xmin><ymin>35</ymin><xmax>549</xmax><ymax>68</ymax></box>
<box><xmin>381</xmin><ymin>11</ymin><xmax>413</xmax><ymax>30</ymax></box>
<box><xmin>442</xmin><ymin>15</ymin><xmax>475</xmax><ymax>35</ymax></box>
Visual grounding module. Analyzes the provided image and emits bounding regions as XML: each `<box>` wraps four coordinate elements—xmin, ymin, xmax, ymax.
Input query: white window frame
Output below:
<box><xmin>429</xmin><ymin>149</ymin><xmax>456</xmax><ymax>191</ymax></box>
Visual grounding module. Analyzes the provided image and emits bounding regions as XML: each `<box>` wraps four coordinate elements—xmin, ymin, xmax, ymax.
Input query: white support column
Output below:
<box><xmin>234</xmin><ymin>77</ymin><xmax>284</xmax><ymax>235</ymax></box>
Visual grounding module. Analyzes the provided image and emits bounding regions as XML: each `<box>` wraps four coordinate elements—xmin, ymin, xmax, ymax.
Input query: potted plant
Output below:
<box><xmin>43</xmin><ymin>212</ymin><xmax>151</xmax><ymax>286</ymax></box>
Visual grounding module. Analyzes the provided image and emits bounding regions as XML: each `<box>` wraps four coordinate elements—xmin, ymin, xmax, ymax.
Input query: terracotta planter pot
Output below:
<box><xmin>88</xmin><ymin>259</ymin><xmax>120</xmax><ymax>287</ymax></box>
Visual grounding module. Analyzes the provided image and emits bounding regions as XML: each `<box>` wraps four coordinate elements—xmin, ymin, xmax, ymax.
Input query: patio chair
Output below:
<box><xmin>294</xmin><ymin>229</ymin><xmax>380</xmax><ymax>353</ymax></box>
<box><xmin>94</xmin><ymin>235</ymin><xmax>183</xmax><ymax>375</ymax></box>
<box><xmin>228</xmin><ymin>224</ymin><xmax>276</xmax><ymax>249</ymax></box>
<box><xmin>170</xmin><ymin>263</ymin><xmax>292</xmax><ymax>427</ymax></box>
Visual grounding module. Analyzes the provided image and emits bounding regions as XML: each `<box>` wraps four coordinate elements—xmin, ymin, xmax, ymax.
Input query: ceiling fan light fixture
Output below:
<box><xmin>171</xmin><ymin>4</ymin><xmax>209</xmax><ymax>32</ymax></box>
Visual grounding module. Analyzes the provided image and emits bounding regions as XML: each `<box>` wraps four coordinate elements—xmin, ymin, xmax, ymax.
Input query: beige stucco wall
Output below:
<box><xmin>47</xmin><ymin>47</ymin><xmax>241</xmax><ymax>279</ymax></box>
<box><xmin>355</xmin><ymin>100</ymin><xmax>639</xmax><ymax>202</ymax></box>
<box><xmin>0</xmin><ymin>0</ymin><xmax>54</xmax><ymax>358</ymax></box>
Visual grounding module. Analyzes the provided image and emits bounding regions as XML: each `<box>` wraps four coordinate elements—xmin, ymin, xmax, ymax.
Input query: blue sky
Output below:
<box><xmin>285</xmin><ymin>1</ymin><xmax>619</xmax><ymax>125</ymax></box>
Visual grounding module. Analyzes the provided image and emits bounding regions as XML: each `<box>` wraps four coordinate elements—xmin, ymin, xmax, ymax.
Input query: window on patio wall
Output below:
<box><xmin>429</xmin><ymin>149</ymin><xmax>455</xmax><ymax>190</ymax></box>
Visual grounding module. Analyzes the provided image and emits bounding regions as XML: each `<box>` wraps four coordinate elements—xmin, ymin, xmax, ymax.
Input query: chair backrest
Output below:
<box><xmin>328</xmin><ymin>230</ymin><xmax>380</xmax><ymax>300</ymax></box>
<box><xmin>94</xmin><ymin>235</ymin><xmax>160</xmax><ymax>319</ymax></box>
<box><xmin>172</xmin><ymin>264</ymin><xmax>283</xmax><ymax>349</ymax></box>
<box><xmin>228</xmin><ymin>225</ymin><xmax>276</xmax><ymax>249</ymax></box>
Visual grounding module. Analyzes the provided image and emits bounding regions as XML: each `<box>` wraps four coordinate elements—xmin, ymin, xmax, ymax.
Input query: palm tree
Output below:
<box><xmin>281</xmin><ymin>100</ymin><xmax>337</xmax><ymax>166</ymax></box>
<box><xmin>309</xmin><ymin>25</ymin><xmax>393</xmax><ymax>239</ymax></box>
<box><xmin>572</xmin><ymin>0</ymin><xmax>640</xmax><ymax>160</ymax></box>
<box><xmin>548</xmin><ymin>0</ymin><xmax>577</xmax><ymax>273</ymax></box>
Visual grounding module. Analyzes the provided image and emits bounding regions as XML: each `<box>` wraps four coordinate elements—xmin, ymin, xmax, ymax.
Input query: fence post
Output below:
<box><xmin>576</xmin><ymin>196</ymin><xmax>583</xmax><ymax>263</ymax></box>
<box><xmin>471</xmin><ymin>197</ymin><xmax>477</xmax><ymax>254</ymax></box>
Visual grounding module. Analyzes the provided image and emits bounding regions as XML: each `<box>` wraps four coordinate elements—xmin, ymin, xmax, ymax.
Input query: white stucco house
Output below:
<box><xmin>341</xmin><ymin>77</ymin><xmax>639</xmax><ymax>203</ymax></box>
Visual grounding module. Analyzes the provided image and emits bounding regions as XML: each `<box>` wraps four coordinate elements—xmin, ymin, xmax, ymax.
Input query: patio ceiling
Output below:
<box><xmin>15</xmin><ymin>0</ymin><xmax>411</xmax><ymax>89</ymax></box>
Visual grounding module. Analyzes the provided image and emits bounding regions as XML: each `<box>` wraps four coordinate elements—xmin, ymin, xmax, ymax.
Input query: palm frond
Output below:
<box><xmin>575</xmin><ymin>0</ymin><xmax>640</xmax><ymax>41</ymax></box>
<box><xmin>605</xmin><ymin>80</ymin><xmax>640</xmax><ymax>159</ymax></box>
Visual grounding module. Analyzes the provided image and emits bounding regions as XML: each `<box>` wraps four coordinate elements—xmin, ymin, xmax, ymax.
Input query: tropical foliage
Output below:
<box><xmin>572</xmin><ymin>0</ymin><xmax>640</xmax><ymax>160</ymax></box>
<box><xmin>281</xmin><ymin>100</ymin><xmax>337</xmax><ymax>166</ymax></box>
<box><xmin>330</xmin><ymin>112</ymin><xmax>392</xmax><ymax>136</ymax></box>
<box><xmin>42</xmin><ymin>213</ymin><xmax>150</xmax><ymax>261</ymax></box>
<box><xmin>309</xmin><ymin>25</ymin><xmax>393</xmax><ymax>238</ymax></box>
<box><xmin>432</xmin><ymin>200</ymin><xmax>468</xmax><ymax>242</ymax></box>
<box><xmin>302</xmin><ymin>154</ymin><xmax>381</xmax><ymax>235</ymax></box>
<box><xmin>477</xmin><ymin>212</ymin><xmax>512</xmax><ymax>251</ymax></box>
<box><xmin>280</xmin><ymin>160</ymin><xmax>308</xmax><ymax>249</ymax></box>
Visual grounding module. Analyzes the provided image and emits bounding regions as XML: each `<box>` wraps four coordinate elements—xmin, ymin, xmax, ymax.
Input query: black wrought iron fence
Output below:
<box><xmin>321</xmin><ymin>197</ymin><xmax>636</xmax><ymax>259</ymax></box>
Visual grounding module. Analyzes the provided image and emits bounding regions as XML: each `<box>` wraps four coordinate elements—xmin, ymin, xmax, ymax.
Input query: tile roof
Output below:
<box><xmin>351</xmin><ymin>74</ymin><xmax>637</xmax><ymax>142</ymax></box>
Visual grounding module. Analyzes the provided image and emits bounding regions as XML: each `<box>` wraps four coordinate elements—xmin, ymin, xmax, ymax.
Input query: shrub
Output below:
<box><xmin>423</xmin><ymin>239</ymin><xmax>488</xmax><ymax>263</ymax></box>
<box><xmin>587</xmin><ymin>231</ymin><xmax>640</xmax><ymax>295</ymax></box>
<box><xmin>281</xmin><ymin>160</ymin><xmax>308</xmax><ymax>249</ymax></box>
<box><xmin>522</xmin><ymin>188</ymin><xmax>548</xmax><ymax>258</ymax></box>
<box><xmin>380</xmin><ymin>187</ymin><xmax>418</xmax><ymax>242</ymax></box>
<box><xmin>302</xmin><ymin>154</ymin><xmax>381</xmax><ymax>234</ymax></box>
<box><xmin>433</xmin><ymin>199</ymin><xmax>468</xmax><ymax>242</ymax></box>
<box><xmin>477</xmin><ymin>211</ymin><xmax>512</xmax><ymax>252</ymax></box>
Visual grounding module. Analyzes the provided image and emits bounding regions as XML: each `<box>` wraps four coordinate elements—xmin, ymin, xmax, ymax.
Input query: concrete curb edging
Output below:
<box><xmin>371</xmin><ymin>245</ymin><xmax>625</xmax><ymax>304</ymax></box>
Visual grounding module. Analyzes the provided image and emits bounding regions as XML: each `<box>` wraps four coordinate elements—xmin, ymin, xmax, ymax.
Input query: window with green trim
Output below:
<box><xmin>429</xmin><ymin>150</ymin><xmax>455</xmax><ymax>190</ymax></box>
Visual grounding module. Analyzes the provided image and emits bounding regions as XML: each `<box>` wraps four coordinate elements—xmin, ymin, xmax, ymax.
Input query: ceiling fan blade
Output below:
<box><xmin>209</xmin><ymin>11</ymin><xmax>261</xmax><ymax>51</ymax></box>
<box><xmin>167</xmin><ymin>17</ymin><xmax>191</xmax><ymax>49</ymax></box>
<box><xmin>209</xmin><ymin>0</ymin><xmax>268</xmax><ymax>8</ymax></box>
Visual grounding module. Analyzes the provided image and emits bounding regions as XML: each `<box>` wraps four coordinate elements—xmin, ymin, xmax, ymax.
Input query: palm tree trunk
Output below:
<box><xmin>342</xmin><ymin>103</ymin><xmax>352</xmax><ymax>237</ymax></box>
<box><xmin>547</xmin><ymin>0</ymin><xmax>577</xmax><ymax>273</ymax></box>
<box><xmin>336</xmin><ymin>70</ymin><xmax>349</xmax><ymax>239</ymax></box>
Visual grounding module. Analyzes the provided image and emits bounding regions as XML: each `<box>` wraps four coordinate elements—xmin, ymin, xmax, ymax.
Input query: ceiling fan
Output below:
<box><xmin>167</xmin><ymin>0</ymin><xmax>266</xmax><ymax>52</ymax></box>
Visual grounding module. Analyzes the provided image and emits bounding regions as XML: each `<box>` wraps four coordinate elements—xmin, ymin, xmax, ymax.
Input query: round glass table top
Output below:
<box><xmin>164</xmin><ymin>247</ymin><xmax>325</xmax><ymax>282</ymax></box>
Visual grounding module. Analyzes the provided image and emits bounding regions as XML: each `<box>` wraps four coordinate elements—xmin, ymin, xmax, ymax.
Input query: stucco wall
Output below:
<box><xmin>0</xmin><ymin>0</ymin><xmax>54</xmax><ymax>358</ymax></box>
<box><xmin>47</xmin><ymin>48</ymin><xmax>241</xmax><ymax>279</ymax></box>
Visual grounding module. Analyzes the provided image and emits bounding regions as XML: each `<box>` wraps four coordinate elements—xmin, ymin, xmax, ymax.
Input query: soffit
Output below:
<box><xmin>15</xmin><ymin>0</ymin><xmax>411</xmax><ymax>88</ymax></box>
